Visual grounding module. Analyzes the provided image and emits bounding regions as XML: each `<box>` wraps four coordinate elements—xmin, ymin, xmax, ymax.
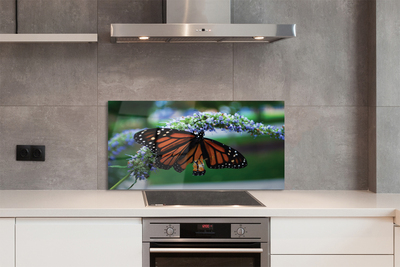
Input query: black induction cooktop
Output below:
<box><xmin>143</xmin><ymin>191</ymin><xmax>264</xmax><ymax>206</ymax></box>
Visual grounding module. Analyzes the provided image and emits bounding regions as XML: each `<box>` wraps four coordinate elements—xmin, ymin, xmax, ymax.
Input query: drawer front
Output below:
<box><xmin>0</xmin><ymin>218</ymin><xmax>15</xmax><ymax>267</ymax></box>
<box><xmin>271</xmin><ymin>217</ymin><xmax>393</xmax><ymax>254</ymax></box>
<box><xmin>396</xmin><ymin>226</ymin><xmax>400</xmax><ymax>267</ymax></box>
<box><xmin>271</xmin><ymin>255</ymin><xmax>393</xmax><ymax>267</ymax></box>
<box><xmin>16</xmin><ymin>218</ymin><xmax>142</xmax><ymax>267</ymax></box>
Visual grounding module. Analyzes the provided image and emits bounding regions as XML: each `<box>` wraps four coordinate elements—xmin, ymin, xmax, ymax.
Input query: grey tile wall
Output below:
<box><xmin>0</xmin><ymin>106</ymin><xmax>97</xmax><ymax>189</ymax></box>
<box><xmin>285</xmin><ymin>106</ymin><xmax>368</xmax><ymax>190</ymax></box>
<box><xmin>376</xmin><ymin>108</ymin><xmax>400</xmax><ymax>193</ymax></box>
<box><xmin>17</xmin><ymin>0</ymin><xmax>97</xmax><ymax>33</ymax></box>
<box><xmin>0</xmin><ymin>0</ymin><xmax>98</xmax><ymax>190</ymax></box>
<box><xmin>368</xmin><ymin>106</ymin><xmax>377</xmax><ymax>192</ymax></box>
<box><xmin>233</xmin><ymin>0</ymin><xmax>373</xmax><ymax>106</ymax></box>
<box><xmin>98</xmin><ymin>43</ymin><xmax>234</xmax><ymax>105</ymax></box>
<box><xmin>0</xmin><ymin>43</ymin><xmax>97</xmax><ymax>106</ymax></box>
<box><xmin>374</xmin><ymin>0</ymin><xmax>400</xmax><ymax>192</ymax></box>
<box><xmin>376</xmin><ymin>0</ymin><xmax>400</xmax><ymax>106</ymax></box>
<box><xmin>97</xmin><ymin>106</ymin><xmax>108</xmax><ymax>190</ymax></box>
<box><xmin>0</xmin><ymin>0</ymin><xmax>16</xmax><ymax>33</ymax></box>
<box><xmin>0</xmin><ymin>0</ymin><xmax>386</xmax><ymax>191</ymax></box>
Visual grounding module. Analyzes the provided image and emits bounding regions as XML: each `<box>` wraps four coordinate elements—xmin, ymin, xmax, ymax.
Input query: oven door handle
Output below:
<box><xmin>149</xmin><ymin>248</ymin><xmax>263</xmax><ymax>253</ymax></box>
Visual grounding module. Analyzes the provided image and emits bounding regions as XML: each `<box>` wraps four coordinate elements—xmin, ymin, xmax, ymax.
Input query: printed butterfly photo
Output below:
<box><xmin>134</xmin><ymin>128</ymin><xmax>247</xmax><ymax>176</ymax></box>
<box><xmin>108</xmin><ymin>101</ymin><xmax>284</xmax><ymax>190</ymax></box>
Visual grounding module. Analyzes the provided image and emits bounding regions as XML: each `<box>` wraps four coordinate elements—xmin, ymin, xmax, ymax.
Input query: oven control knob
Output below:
<box><xmin>166</xmin><ymin>227</ymin><xmax>175</xmax><ymax>236</ymax></box>
<box><xmin>237</xmin><ymin>227</ymin><xmax>245</xmax><ymax>236</ymax></box>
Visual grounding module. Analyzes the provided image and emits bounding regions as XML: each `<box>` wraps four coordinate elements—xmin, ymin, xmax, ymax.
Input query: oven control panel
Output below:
<box><xmin>144</xmin><ymin>222</ymin><xmax>266</xmax><ymax>240</ymax></box>
<box><xmin>143</xmin><ymin>218</ymin><xmax>269</xmax><ymax>241</ymax></box>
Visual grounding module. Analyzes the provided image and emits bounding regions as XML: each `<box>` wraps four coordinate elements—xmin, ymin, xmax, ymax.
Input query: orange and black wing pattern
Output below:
<box><xmin>134</xmin><ymin>128</ymin><xmax>200</xmax><ymax>173</ymax></box>
<box><xmin>201</xmin><ymin>138</ymin><xmax>247</xmax><ymax>170</ymax></box>
<box><xmin>134</xmin><ymin>128</ymin><xmax>247</xmax><ymax>175</ymax></box>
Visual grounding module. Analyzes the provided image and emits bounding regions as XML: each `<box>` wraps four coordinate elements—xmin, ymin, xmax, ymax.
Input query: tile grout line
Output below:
<box><xmin>232</xmin><ymin>43</ymin><xmax>235</xmax><ymax>101</ymax></box>
<box><xmin>96</xmin><ymin>0</ymin><xmax>100</xmax><ymax>190</ymax></box>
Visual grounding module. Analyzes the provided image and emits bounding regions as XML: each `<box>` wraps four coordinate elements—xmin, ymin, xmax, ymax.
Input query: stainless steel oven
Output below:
<box><xmin>142</xmin><ymin>217</ymin><xmax>269</xmax><ymax>267</ymax></box>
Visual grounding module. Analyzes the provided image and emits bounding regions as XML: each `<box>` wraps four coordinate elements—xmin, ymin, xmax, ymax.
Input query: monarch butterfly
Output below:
<box><xmin>134</xmin><ymin>128</ymin><xmax>247</xmax><ymax>176</ymax></box>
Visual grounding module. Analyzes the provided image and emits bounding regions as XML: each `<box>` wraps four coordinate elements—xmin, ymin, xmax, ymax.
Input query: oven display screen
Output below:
<box><xmin>180</xmin><ymin>223</ymin><xmax>230</xmax><ymax>238</ymax></box>
<box><xmin>198</xmin><ymin>224</ymin><xmax>214</xmax><ymax>231</ymax></box>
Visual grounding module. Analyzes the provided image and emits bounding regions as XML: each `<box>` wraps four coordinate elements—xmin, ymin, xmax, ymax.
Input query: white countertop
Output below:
<box><xmin>0</xmin><ymin>190</ymin><xmax>399</xmax><ymax>224</ymax></box>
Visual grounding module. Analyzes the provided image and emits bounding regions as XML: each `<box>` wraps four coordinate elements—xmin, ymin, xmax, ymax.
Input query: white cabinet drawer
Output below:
<box><xmin>16</xmin><ymin>218</ymin><xmax>142</xmax><ymax>267</ymax></box>
<box><xmin>271</xmin><ymin>217</ymin><xmax>393</xmax><ymax>254</ymax></box>
<box><xmin>271</xmin><ymin>255</ymin><xmax>393</xmax><ymax>267</ymax></box>
<box><xmin>0</xmin><ymin>218</ymin><xmax>15</xmax><ymax>267</ymax></box>
<box><xmin>396</xmin><ymin>226</ymin><xmax>400</xmax><ymax>267</ymax></box>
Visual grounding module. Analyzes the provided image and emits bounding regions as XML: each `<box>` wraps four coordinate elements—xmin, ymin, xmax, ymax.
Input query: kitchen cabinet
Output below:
<box><xmin>270</xmin><ymin>217</ymin><xmax>393</xmax><ymax>267</ymax></box>
<box><xmin>0</xmin><ymin>218</ymin><xmax>15</xmax><ymax>267</ymax></box>
<box><xmin>396</xmin><ymin>225</ymin><xmax>400</xmax><ymax>267</ymax></box>
<box><xmin>271</xmin><ymin>217</ymin><xmax>393</xmax><ymax>254</ymax></box>
<box><xmin>271</xmin><ymin>255</ymin><xmax>393</xmax><ymax>267</ymax></box>
<box><xmin>16</xmin><ymin>218</ymin><xmax>141</xmax><ymax>267</ymax></box>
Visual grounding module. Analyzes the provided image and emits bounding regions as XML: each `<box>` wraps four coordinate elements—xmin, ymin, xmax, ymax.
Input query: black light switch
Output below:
<box><xmin>16</xmin><ymin>145</ymin><xmax>31</xmax><ymax>160</ymax></box>
<box><xmin>31</xmin><ymin>145</ymin><xmax>45</xmax><ymax>161</ymax></box>
<box><xmin>16</xmin><ymin>145</ymin><xmax>45</xmax><ymax>161</ymax></box>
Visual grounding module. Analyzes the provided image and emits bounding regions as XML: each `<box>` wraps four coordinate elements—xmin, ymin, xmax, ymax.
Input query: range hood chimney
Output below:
<box><xmin>110</xmin><ymin>0</ymin><xmax>296</xmax><ymax>43</ymax></box>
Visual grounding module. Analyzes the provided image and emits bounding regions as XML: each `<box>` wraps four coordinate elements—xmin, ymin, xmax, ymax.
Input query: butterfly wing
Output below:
<box><xmin>201</xmin><ymin>138</ymin><xmax>247</xmax><ymax>170</ymax></box>
<box><xmin>134</xmin><ymin>128</ymin><xmax>160</xmax><ymax>153</ymax></box>
<box><xmin>175</xmin><ymin>142</ymin><xmax>205</xmax><ymax>175</ymax></box>
<box><xmin>134</xmin><ymin>128</ymin><xmax>198</xmax><ymax>172</ymax></box>
<box><xmin>134</xmin><ymin>128</ymin><xmax>247</xmax><ymax>174</ymax></box>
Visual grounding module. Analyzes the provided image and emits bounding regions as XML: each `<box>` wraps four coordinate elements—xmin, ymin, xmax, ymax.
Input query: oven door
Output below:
<box><xmin>143</xmin><ymin>242</ymin><xmax>269</xmax><ymax>267</ymax></box>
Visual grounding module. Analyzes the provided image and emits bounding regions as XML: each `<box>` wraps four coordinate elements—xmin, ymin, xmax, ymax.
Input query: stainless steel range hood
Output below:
<box><xmin>110</xmin><ymin>0</ymin><xmax>296</xmax><ymax>44</ymax></box>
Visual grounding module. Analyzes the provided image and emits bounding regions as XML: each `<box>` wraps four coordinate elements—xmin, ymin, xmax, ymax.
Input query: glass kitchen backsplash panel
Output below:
<box><xmin>108</xmin><ymin>101</ymin><xmax>284</xmax><ymax>190</ymax></box>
